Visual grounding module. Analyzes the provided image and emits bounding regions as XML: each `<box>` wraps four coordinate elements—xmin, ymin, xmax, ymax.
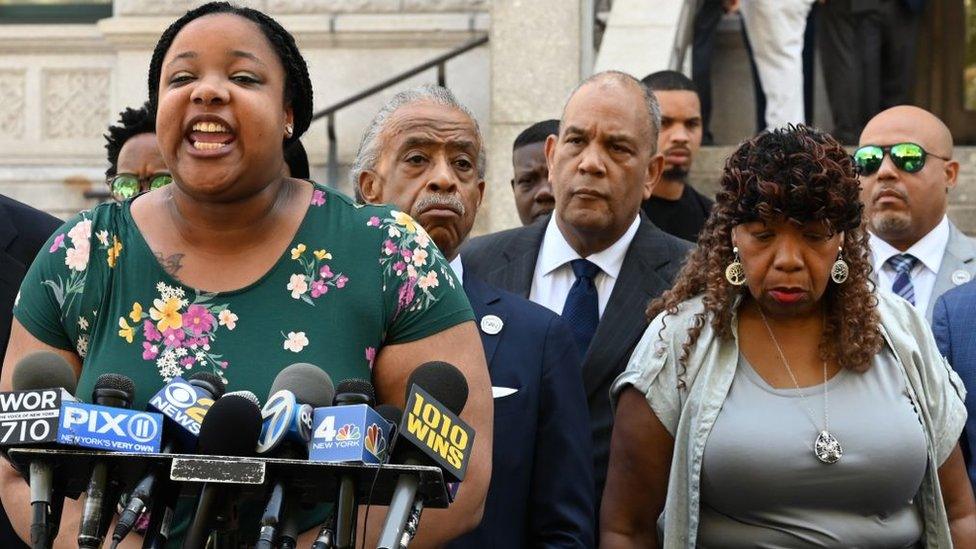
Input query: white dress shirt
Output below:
<box><xmin>449</xmin><ymin>255</ymin><xmax>464</xmax><ymax>285</ymax></box>
<box><xmin>529</xmin><ymin>214</ymin><xmax>641</xmax><ymax>317</ymax></box>
<box><xmin>870</xmin><ymin>215</ymin><xmax>950</xmax><ymax>314</ymax></box>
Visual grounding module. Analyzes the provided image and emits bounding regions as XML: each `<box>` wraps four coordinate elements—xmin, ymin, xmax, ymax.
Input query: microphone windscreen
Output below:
<box><xmin>375</xmin><ymin>404</ymin><xmax>402</xmax><ymax>428</ymax></box>
<box><xmin>94</xmin><ymin>373</ymin><xmax>136</xmax><ymax>398</ymax></box>
<box><xmin>224</xmin><ymin>390</ymin><xmax>260</xmax><ymax>408</ymax></box>
<box><xmin>11</xmin><ymin>351</ymin><xmax>77</xmax><ymax>393</ymax></box>
<box><xmin>188</xmin><ymin>372</ymin><xmax>226</xmax><ymax>399</ymax></box>
<box><xmin>269</xmin><ymin>363</ymin><xmax>335</xmax><ymax>407</ymax></box>
<box><xmin>405</xmin><ymin>361</ymin><xmax>468</xmax><ymax>415</ymax></box>
<box><xmin>197</xmin><ymin>393</ymin><xmax>262</xmax><ymax>457</ymax></box>
<box><xmin>335</xmin><ymin>378</ymin><xmax>375</xmax><ymax>406</ymax></box>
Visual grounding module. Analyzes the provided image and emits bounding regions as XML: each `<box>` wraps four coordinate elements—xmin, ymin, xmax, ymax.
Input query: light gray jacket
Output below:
<box><xmin>612</xmin><ymin>292</ymin><xmax>967</xmax><ymax>548</ymax></box>
<box><xmin>927</xmin><ymin>222</ymin><xmax>976</xmax><ymax>321</ymax></box>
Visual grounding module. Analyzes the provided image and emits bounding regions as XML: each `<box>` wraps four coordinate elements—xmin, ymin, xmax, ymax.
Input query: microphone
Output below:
<box><xmin>112</xmin><ymin>372</ymin><xmax>227</xmax><ymax>548</ymax></box>
<box><xmin>332</xmin><ymin>379</ymin><xmax>375</xmax><ymax>549</ymax></box>
<box><xmin>225</xmin><ymin>390</ymin><xmax>260</xmax><ymax>408</ymax></box>
<box><xmin>376</xmin><ymin>362</ymin><xmax>474</xmax><ymax>549</ymax></box>
<box><xmin>77</xmin><ymin>374</ymin><xmax>136</xmax><ymax>549</ymax></box>
<box><xmin>254</xmin><ymin>364</ymin><xmax>335</xmax><ymax>549</ymax></box>
<box><xmin>374</xmin><ymin>404</ymin><xmax>402</xmax><ymax>449</ymax></box>
<box><xmin>181</xmin><ymin>392</ymin><xmax>263</xmax><ymax>549</ymax></box>
<box><xmin>7</xmin><ymin>351</ymin><xmax>78</xmax><ymax>549</ymax></box>
<box><xmin>309</xmin><ymin>402</ymin><xmax>400</xmax><ymax>549</ymax></box>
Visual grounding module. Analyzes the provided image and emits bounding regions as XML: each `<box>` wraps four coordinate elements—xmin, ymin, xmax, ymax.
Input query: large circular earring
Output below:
<box><xmin>725</xmin><ymin>247</ymin><xmax>746</xmax><ymax>286</ymax></box>
<box><xmin>831</xmin><ymin>247</ymin><xmax>849</xmax><ymax>284</ymax></box>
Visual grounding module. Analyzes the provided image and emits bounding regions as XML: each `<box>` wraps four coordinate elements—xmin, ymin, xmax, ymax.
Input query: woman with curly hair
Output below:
<box><xmin>600</xmin><ymin>125</ymin><xmax>976</xmax><ymax>547</ymax></box>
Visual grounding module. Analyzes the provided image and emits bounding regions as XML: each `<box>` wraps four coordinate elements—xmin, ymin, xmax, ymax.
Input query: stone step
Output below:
<box><xmin>688</xmin><ymin>146</ymin><xmax>976</xmax><ymax>236</ymax></box>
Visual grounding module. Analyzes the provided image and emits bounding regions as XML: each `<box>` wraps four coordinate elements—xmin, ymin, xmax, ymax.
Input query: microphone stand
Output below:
<box><xmin>398</xmin><ymin>499</ymin><xmax>424</xmax><ymax>549</ymax></box>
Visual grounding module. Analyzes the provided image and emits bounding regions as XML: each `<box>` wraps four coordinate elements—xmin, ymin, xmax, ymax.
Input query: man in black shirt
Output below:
<box><xmin>640</xmin><ymin>70</ymin><xmax>713</xmax><ymax>243</ymax></box>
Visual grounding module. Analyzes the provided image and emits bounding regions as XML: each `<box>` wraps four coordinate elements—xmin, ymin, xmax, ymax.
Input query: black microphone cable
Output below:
<box><xmin>358</xmin><ymin>404</ymin><xmax>402</xmax><ymax>549</ymax></box>
<box><xmin>312</xmin><ymin>403</ymin><xmax>402</xmax><ymax>549</ymax></box>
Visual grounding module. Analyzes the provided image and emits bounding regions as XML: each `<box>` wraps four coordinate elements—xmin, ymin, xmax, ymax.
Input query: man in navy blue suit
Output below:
<box><xmin>933</xmin><ymin>279</ymin><xmax>976</xmax><ymax>493</ymax></box>
<box><xmin>0</xmin><ymin>195</ymin><xmax>61</xmax><ymax>549</ymax></box>
<box><xmin>353</xmin><ymin>84</ymin><xmax>594</xmax><ymax>548</ymax></box>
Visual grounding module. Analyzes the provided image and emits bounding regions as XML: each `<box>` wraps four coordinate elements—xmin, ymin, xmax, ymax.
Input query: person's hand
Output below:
<box><xmin>722</xmin><ymin>0</ymin><xmax>740</xmax><ymax>13</ymax></box>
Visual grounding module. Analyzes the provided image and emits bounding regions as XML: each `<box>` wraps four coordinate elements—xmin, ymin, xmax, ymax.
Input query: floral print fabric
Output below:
<box><xmin>14</xmin><ymin>183</ymin><xmax>473</xmax><ymax>409</ymax></box>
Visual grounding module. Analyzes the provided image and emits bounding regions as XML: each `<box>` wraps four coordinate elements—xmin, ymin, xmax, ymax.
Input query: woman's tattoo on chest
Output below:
<box><xmin>154</xmin><ymin>252</ymin><xmax>186</xmax><ymax>279</ymax></box>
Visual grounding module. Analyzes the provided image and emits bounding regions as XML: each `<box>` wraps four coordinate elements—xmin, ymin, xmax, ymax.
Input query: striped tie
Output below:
<box><xmin>886</xmin><ymin>253</ymin><xmax>919</xmax><ymax>306</ymax></box>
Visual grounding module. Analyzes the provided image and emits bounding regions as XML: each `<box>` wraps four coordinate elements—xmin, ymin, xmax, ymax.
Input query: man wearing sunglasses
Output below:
<box><xmin>104</xmin><ymin>103</ymin><xmax>172</xmax><ymax>201</ymax></box>
<box><xmin>857</xmin><ymin>105</ymin><xmax>975</xmax><ymax>322</ymax></box>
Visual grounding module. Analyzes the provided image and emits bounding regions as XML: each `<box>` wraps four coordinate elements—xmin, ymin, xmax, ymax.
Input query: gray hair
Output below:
<box><xmin>562</xmin><ymin>70</ymin><xmax>662</xmax><ymax>153</ymax></box>
<box><xmin>350</xmin><ymin>84</ymin><xmax>487</xmax><ymax>189</ymax></box>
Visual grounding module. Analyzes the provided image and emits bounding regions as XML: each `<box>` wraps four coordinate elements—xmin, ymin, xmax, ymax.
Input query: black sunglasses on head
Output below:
<box><xmin>852</xmin><ymin>142</ymin><xmax>950</xmax><ymax>176</ymax></box>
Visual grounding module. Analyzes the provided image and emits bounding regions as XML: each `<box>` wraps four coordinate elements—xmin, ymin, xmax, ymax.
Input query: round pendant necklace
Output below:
<box><xmin>757</xmin><ymin>309</ymin><xmax>843</xmax><ymax>465</ymax></box>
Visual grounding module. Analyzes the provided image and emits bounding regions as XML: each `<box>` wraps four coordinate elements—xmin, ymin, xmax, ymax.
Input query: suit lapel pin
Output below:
<box><xmin>480</xmin><ymin>315</ymin><xmax>503</xmax><ymax>335</ymax></box>
<box><xmin>951</xmin><ymin>270</ymin><xmax>972</xmax><ymax>286</ymax></box>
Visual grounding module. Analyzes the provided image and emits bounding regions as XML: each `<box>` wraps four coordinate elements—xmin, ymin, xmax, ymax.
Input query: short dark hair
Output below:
<box><xmin>285</xmin><ymin>139</ymin><xmax>310</xmax><ymax>179</ymax></box>
<box><xmin>641</xmin><ymin>70</ymin><xmax>698</xmax><ymax>94</ymax></box>
<box><xmin>146</xmin><ymin>1</ymin><xmax>313</xmax><ymax>146</ymax></box>
<box><xmin>513</xmin><ymin>119</ymin><xmax>559</xmax><ymax>150</ymax></box>
<box><xmin>104</xmin><ymin>102</ymin><xmax>155</xmax><ymax>178</ymax></box>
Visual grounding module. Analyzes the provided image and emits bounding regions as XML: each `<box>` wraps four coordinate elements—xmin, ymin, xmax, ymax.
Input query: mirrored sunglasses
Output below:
<box><xmin>852</xmin><ymin>143</ymin><xmax>950</xmax><ymax>176</ymax></box>
<box><xmin>109</xmin><ymin>173</ymin><xmax>172</xmax><ymax>200</ymax></box>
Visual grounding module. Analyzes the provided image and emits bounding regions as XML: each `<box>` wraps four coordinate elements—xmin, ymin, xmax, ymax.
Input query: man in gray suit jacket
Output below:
<box><xmin>463</xmin><ymin>71</ymin><xmax>692</xmax><ymax>513</ymax></box>
<box><xmin>858</xmin><ymin>105</ymin><xmax>976</xmax><ymax>322</ymax></box>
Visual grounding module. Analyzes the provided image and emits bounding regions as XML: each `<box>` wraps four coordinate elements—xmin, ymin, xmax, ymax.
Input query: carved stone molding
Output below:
<box><xmin>114</xmin><ymin>0</ymin><xmax>486</xmax><ymax>16</ymax></box>
<box><xmin>402</xmin><ymin>0</ymin><xmax>488</xmax><ymax>11</ymax></box>
<box><xmin>0</xmin><ymin>70</ymin><xmax>26</xmax><ymax>139</ymax></box>
<box><xmin>43</xmin><ymin>69</ymin><xmax>112</xmax><ymax>140</ymax></box>
<box><xmin>265</xmin><ymin>0</ymin><xmax>398</xmax><ymax>13</ymax></box>
<box><xmin>114</xmin><ymin>0</ymin><xmax>266</xmax><ymax>16</ymax></box>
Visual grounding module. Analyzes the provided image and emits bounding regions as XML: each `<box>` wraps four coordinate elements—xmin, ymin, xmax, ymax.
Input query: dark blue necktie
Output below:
<box><xmin>562</xmin><ymin>259</ymin><xmax>601</xmax><ymax>354</ymax></box>
<box><xmin>886</xmin><ymin>253</ymin><xmax>919</xmax><ymax>306</ymax></box>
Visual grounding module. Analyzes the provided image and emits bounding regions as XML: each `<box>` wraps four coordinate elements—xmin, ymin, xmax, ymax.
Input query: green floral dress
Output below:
<box><xmin>13</xmin><ymin>182</ymin><xmax>474</xmax><ymax>543</ymax></box>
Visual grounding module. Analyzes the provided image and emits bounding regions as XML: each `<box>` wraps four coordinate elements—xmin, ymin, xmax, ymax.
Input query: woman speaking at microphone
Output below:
<box><xmin>0</xmin><ymin>2</ymin><xmax>492</xmax><ymax>547</ymax></box>
<box><xmin>600</xmin><ymin>126</ymin><xmax>976</xmax><ymax>547</ymax></box>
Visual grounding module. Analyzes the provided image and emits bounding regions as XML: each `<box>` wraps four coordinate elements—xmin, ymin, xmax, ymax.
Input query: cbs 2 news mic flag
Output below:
<box><xmin>401</xmin><ymin>385</ymin><xmax>474</xmax><ymax>483</ymax></box>
<box><xmin>148</xmin><ymin>376</ymin><xmax>215</xmax><ymax>447</ymax></box>
<box><xmin>309</xmin><ymin>404</ymin><xmax>391</xmax><ymax>464</ymax></box>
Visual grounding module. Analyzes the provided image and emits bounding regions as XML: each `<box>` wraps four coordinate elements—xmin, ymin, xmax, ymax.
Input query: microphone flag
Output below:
<box><xmin>308</xmin><ymin>404</ymin><xmax>391</xmax><ymax>464</ymax></box>
<box><xmin>399</xmin><ymin>384</ymin><xmax>474</xmax><ymax>482</ymax></box>
<box><xmin>57</xmin><ymin>402</ymin><xmax>162</xmax><ymax>453</ymax></box>
<box><xmin>0</xmin><ymin>388</ymin><xmax>74</xmax><ymax>446</ymax></box>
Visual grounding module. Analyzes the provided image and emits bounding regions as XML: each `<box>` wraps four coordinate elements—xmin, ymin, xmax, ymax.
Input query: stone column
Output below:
<box><xmin>475</xmin><ymin>0</ymin><xmax>583</xmax><ymax>236</ymax></box>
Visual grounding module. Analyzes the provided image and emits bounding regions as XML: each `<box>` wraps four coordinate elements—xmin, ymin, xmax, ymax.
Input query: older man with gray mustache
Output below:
<box><xmin>354</xmin><ymin>84</ymin><xmax>595</xmax><ymax>548</ymax></box>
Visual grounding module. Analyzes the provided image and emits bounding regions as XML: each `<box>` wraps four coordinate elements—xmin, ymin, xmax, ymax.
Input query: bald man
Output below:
<box><xmin>858</xmin><ymin>105</ymin><xmax>976</xmax><ymax>322</ymax></box>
